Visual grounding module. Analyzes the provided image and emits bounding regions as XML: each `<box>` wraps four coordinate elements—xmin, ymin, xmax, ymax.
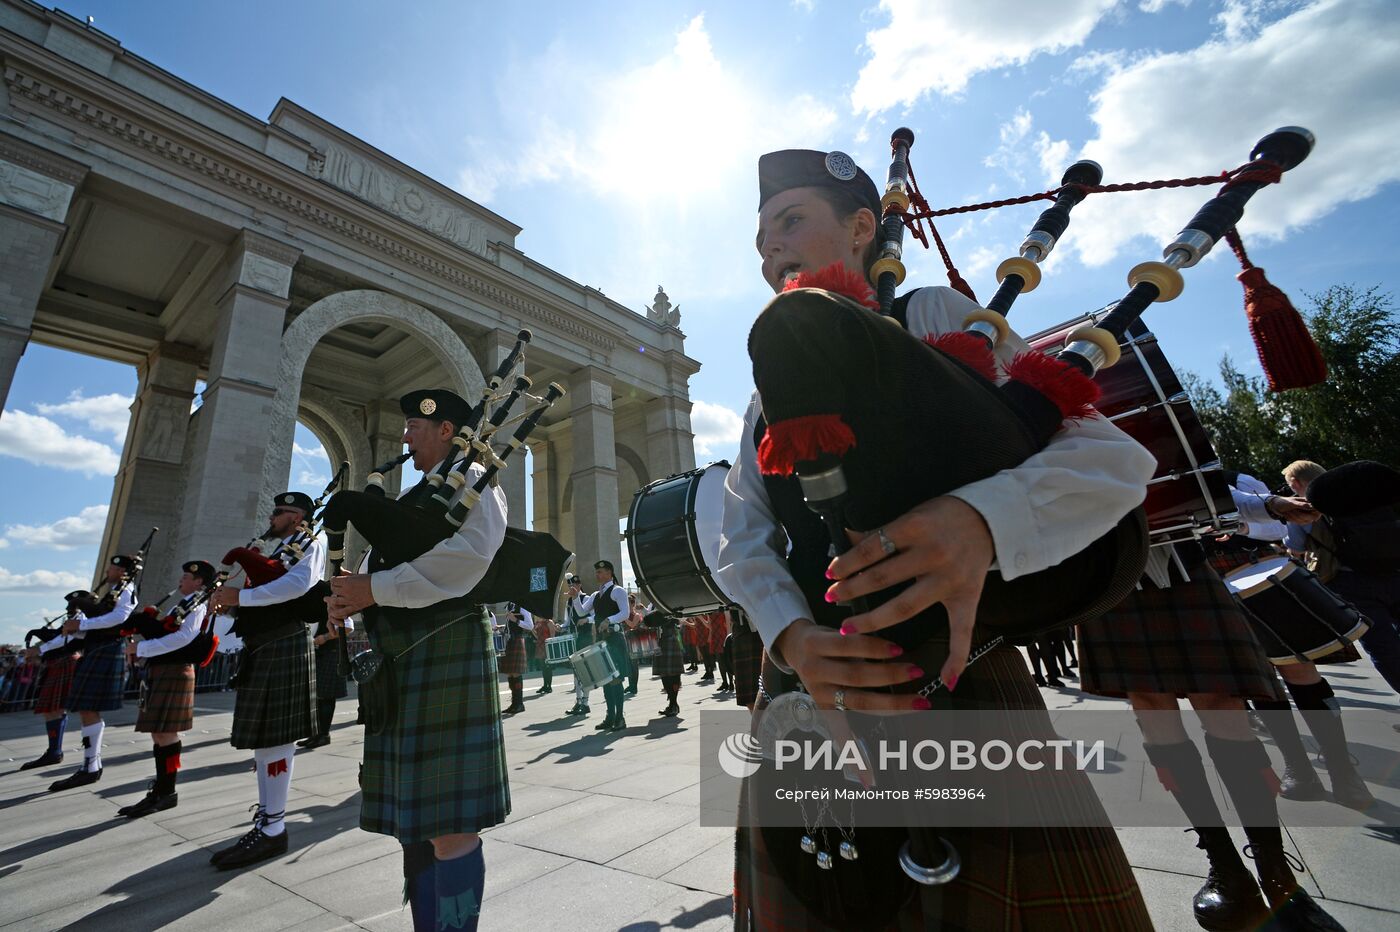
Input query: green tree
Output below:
<box><xmin>1183</xmin><ymin>285</ymin><xmax>1400</xmax><ymax>485</ymax></box>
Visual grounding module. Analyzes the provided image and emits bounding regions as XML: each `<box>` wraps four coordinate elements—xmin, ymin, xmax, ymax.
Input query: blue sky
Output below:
<box><xmin>2</xmin><ymin>0</ymin><xmax>1397</xmax><ymax>643</ymax></box>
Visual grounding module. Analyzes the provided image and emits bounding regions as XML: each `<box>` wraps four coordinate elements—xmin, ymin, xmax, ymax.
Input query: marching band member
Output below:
<box><xmin>118</xmin><ymin>560</ymin><xmax>214</xmax><ymax>818</ymax></box>
<box><xmin>532</xmin><ymin>613</ymin><xmax>558</xmax><ymax>695</ymax></box>
<box><xmin>623</xmin><ymin>592</ymin><xmax>643</xmax><ymax>696</ymax></box>
<box><xmin>728</xmin><ymin>609</ymin><xmax>764</xmax><ymax>712</ymax></box>
<box><xmin>562</xmin><ymin>573</ymin><xmax>596</xmax><ymax>717</ymax></box>
<box><xmin>20</xmin><ymin>595</ymin><xmax>83</xmax><ymax>770</ymax></box>
<box><xmin>301</xmin><ymin>613</ymin><xmax>353</xmax><ymax>750</ymax></box>
<box><xmin>325</xmin><ymin>388</ymin><xmax>509</xmax><ymax>932</ymax></box>
<box><xmin>49</xmin><ymin>555</ymin><xmax>139</xmax><ymax>793</ymax></box>
<box><xmin>206</xmin><ymin>491</ymin><xmax>322</xmax><ymax>870</ymax></box>
<box><xmin>499</xmin><ymin>602</ymin><xmax>532</xmax><ymax>714</ymax></box>
<box><xmin>719</xmin><ymin>148</ymin><xmax>1155</xmax><ymax>929</ymax></box>
<box><xmin>644</xmin><ymin>609</ymin><xmax>684</xmax><ymax>718</ymax></box>
<box><xmin>570</xmin><ymin>560</ymin><xmax>631</xmax><ymax>733</ymax></box>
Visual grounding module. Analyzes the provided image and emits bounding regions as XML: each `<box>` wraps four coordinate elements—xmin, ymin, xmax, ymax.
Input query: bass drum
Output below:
<box><xmin>626</xmin><ymin>461</ymin><xmax>735</xmax><ymax>618</ymax></box>
<box><xmin>1030</xmin><ymin>312</ymin><xmax>1238</xmax><ymax>546</ymax></box>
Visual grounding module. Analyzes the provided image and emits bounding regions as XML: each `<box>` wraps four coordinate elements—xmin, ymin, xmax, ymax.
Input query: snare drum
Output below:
<box><xmin>492</xmin><ymin>627</ymin><xmax>507</xmax><ymax>657</ymax></box>
<box><xmin>626</xmin><ymin>461</ymin><xmax>735</xmax><ymax>617</ymax></box>
<box><xmin>570</xmin><ymin>640</ymin><xmax>620</xmax><ymax>690</ymax></box>
<box><xmin>1030</xmin><ymin>314</ymin><xmax>1238</xmax><ymax>546</ymax></box>
<box><xmin>1222</xmin><ymin>556</ymin><xmax>1370</xmax><ymax>664</ymax></box>
<box><xmin>545</xmin><ymin>633</ymin><xmax>577</xmax><ymax>665</ymax></box>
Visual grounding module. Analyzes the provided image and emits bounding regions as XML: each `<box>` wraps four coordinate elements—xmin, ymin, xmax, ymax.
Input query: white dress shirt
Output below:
<box><xmin>38</xmin><ymin>633</ymin><xmax>76</xmax><ymax>655</ymax></box>
<box><xmin>240</xmin><ymin>535</ymin><xmax>327</xmax><ymax>607</ymax></box>
<box><xmin>137</xmin><ymin>599</ymin><xmax>208</xmax><ymax>659</ymax></box>
<box><xmin>1230</xmin><ymin>473</ymin><xmax>1287</xmax><ymax>542</ymax></box>
<box><xmin>77</xmin><ymin>584</ymin><xmax>138</xmax><ymax>631</ymax></box>
<box><xmin>369</xmin><ymin>458</ymin><xmax>508</xmax><ymax>609</ymax></box>
<box><xmin>571</xmin><ymin>583</ymin><xmax>629</xmax><ymax>629</ymax></box>
<box><xmin>517</xmin><ymin>607</ymin><xmax>535</xmax><ymax>632</ymax></box>
<box><xmin>717</xmin><ymin>285</ymin><xmax>1157</xmax><ymax>669</ymax></box>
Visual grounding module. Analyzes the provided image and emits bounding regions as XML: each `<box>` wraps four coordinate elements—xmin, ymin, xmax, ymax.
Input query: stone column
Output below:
<box><xmin>98</xmin><ymin>342</ymin><xmax>200</xmax><ymax>589</ymax></box>
<box><xmin>529</xmin><ymin>438</ymin><xmax>557</xmax><ymax>536</ymax></box>
<box><xmin>366</xmin><ymin>399</ymin><xmax>408</xmax><ymax>498</ymax></box>
<box><xmin>568</xmin><ymin>367</ymin><xmax>620</xmax><ymax>571</ymax></box>
<box><xmin>175</xmin><ymin>231</ymin><xmax>300</xmax><ymax>565</ymax></box>
<box><xmin>644</xmin><ymin>395</ymin><xmax>697</xmax><ymax>479</ymax></box>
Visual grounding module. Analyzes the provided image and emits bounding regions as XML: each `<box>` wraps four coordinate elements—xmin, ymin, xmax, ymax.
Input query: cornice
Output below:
<box><xmin>0</xmin><ymin>51</ymin><xmax>620</xmax><ymax>352</ymax></box>
<box><xmin>0</xmin><ymin>130</ymin><xmax>88</xmax><ymax>184</ymax></box>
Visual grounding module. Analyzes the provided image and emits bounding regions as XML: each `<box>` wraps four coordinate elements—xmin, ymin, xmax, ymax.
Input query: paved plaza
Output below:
<box><xmin>1</xmin><ymin>658</ymin><xmax>1397</xmax><ymax>931</ymax></box>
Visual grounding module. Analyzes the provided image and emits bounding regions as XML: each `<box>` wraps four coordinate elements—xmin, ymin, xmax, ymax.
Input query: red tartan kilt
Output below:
<box><xmin>136</xmin><ymin>662</ymin><xmax>195</xmax><ymax>733</ymax></box>
<box><xmin>499</xmin><ymin>636</ymin><xmax>528</xmax><ymax>677</ymax></box>
<box><xmin>34</xmin><ymin>655</ymin><xmax>77</xmax><ymax>714</ymax></box>
<box><xmin>737</xmin><ymin>645</ymin><xmax>1151</xmax><ymax>930</ymax></box>
<box><xmin>1077</xmin><ymin>564</ymin><xmax>1284</xmax><ymax>701</ymax></box>
<box><xmin>707</xmin><ymin>618</ymin><xmax>728</xmax><ymax>654</ymax></box>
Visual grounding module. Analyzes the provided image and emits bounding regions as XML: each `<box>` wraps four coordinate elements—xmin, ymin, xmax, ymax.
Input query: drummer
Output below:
<box><xmin>568</xmin><ymin>561</ymin><xmax>630</xmax><ymax>732</ymax></box>
<box><xmin>1215</xmin><ymin>472</ymin><xmax>1373</xmax><ymax>811</ymax></box>
<box><xmin>562</xmin><ymin>574</ymin><xmax>596</xmax><ymax>718</ymax></box>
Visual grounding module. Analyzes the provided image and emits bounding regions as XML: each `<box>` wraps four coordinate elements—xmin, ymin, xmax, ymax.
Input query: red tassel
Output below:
<box><xmin>200</xmin><ymin>635</ymin><xmax>220</xmax><ymax>668</ymax></box>
<box><xmin>1154</xmin><ymin>766</ymin><xmax>1179</xmax><ymax>793</ymax></box>
<box><xmin>164</xmin><ymin>753</ymin><xmax>181</xmax><ymax>774</ymax></box>
<box><xmin>782</xmin><ymin>263</ymin><xmax>879</xmax><ymax>310</ymax></box>
<box><xmin>266</xmin><ymin>758</ymin><xmax>288</xmax><ymax>778</ymax></box>
<box><xmin>1005</xmin><ymin>351</ymin><xmax>1102</xmax><ymax>421</ymax></box>
<box><xmin>1239</xmin><ymin>267</ymin><xmax>1327</xmax><ymax>391</ymax></box>
<box><xmin>757</xmin><ymin>414</ymin><xmax>856</xmax><ymax>476</ymax></box>
<box><xmin>1261</xmin><ymin>766</ymin><xmax>1282</xmax><ymax>797</ymax></box>
<box><xmin>925</xmin><ymin>331</ymin><xmax>997</xmax><ymax>382</ymax></box>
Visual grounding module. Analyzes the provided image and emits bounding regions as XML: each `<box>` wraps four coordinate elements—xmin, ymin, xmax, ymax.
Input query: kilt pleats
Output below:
<box><xmin>653</xmin><ymin>623</ymin><xmax>685</xmax><ymax>677</ymax></box>
<box><xmin>499</xmin><ymin>636</ymin><xmax>528</xmax><ymax>677</ymax></box>
<box><xmin>33</xmin><ymin>655</ymin><xmax>76</xmax><ymax>715</ymax></box>
<box><xmin>231</xmin><ymin>629</ymin><xmax>317</xmax><ymax>749</ymax></box>
<box><xmin>67</xmin><ymin>640</ymin><xmax>126</xmax><ymax>712</ymax></box>
<box><xmin>731</xmin><ymin>629</ymin><xmax>764</xmax><ymax>708</ymax></box>
<box><xmin>136</xmin><ymin>662</ymin><xmax>195</xmax><ymax>733</ymax></box>
<box><xmin>359</xmin><ymin>603</ymin><xmax>510</xmax><ymax>843</ymax></box>
<box><xmin>314</xmin><ymin>642</ymin><xmax>349</xmax><ymax>701</ymax></box>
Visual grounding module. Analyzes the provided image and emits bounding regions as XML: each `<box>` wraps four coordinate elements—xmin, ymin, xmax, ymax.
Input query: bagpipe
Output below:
<box><xmin>219</xmin><ymin>463</ymin><xmax>350</xmax><ymax>645</ymax></box>
<box><xmin>121</xmin><ymin>577</ymin><xmax>225</xmax><ymax>667</ymax></box>
<box><xmin>750</xmin><ymin>127</ymin><xmax>1318</xmax><ymax>921</ymax></box>
<box><xmin>319</xmin><ymin>330</ymin><xmax>574</xmax><ymax>643</ymax></box>
<box><xmin>25</xmin><ymin>527</ymin><xmax>158</xmax><ymax>653</ymax></box>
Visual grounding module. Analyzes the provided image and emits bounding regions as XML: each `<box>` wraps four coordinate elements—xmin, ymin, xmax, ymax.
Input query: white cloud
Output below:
<box><xmin>852</xmin><ymin>0</ymin><xmax>1119</xmax><ymax>114</ymax></box>
<box><xmin>1140</xmin><ymin>0</ymin><xmax>1190</xmax><ymax>11</ymax></box>
<box><xmin>35</xmin><ymin>390</ymin><xmax>132</xmax><ymax>441</ymax></box>
<box><xmin>297</xmin><ymin>469</ymin><xmax>328</xmax><ymax>487</ymax></box>
<box><xmin>293</xmin><ymin>441</ymin><xmax>325</xmax><ymax>458</ymax></box>
<box><xmin>1067</xmin><ymin>0</ymin><xmax>1400</xmax><ymax>267</ymax></box>
<box><xmin>690</xmin><ymin>400</ymin><xmax>745</xmax><ymax>457</ymax></box>
<box><xmin>3</xmin><ymin>505</ymin><xmax>109</xmax><ymax>551</ymax></box>
<box><xmin>0</xmin><ymin>566</ymin><xmax>88</xmax><ymax>592</ymax></box>
<box><xmin>0</xmin><ymin>410</ymin><xmax>120</xmax><ymax>476</ymax></box>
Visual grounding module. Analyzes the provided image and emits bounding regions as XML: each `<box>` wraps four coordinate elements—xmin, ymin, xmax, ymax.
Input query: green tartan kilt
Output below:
<box><xmin>359</xmin><ymin>602</ymin><xmax>510</xmax><ymax>843</ymax></box>
<box><xmin>230</xmin><ymin>629</ymin><xmax>317</xmax><ymax>749</ymax></box>
<box><xmin>67</xmin><ymin>639</ymin><xmax>126</xmax><ymax>712</ymax></box>
<box><xmin>653</xmin><ymin>624</ymin><xmax>685</xmax><ymax>677</ymax></box>
<box><xmin>314</xmin><ymin>642</ymin><xmax>349</xmax><ymax>701</ymax></box>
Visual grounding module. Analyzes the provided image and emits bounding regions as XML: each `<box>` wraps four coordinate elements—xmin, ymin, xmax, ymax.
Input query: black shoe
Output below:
<box><xmin>504</xmin><ymin>702</ymin><xmax>525</xmax><ymax>715</ymax></box>
<box><xmin>535</xmin><ymin>686</ymin><xmax>550</xmax><ymax>695</ymax></box>
<box><xmin>697</xmin><ymin>675</ymin><xmax>714</xmax><ymax>685</ymax></box>
<box><xmin>213</xmin><ymin>825</ymin><xmax>289</xmax><ymax>870</ymax></box>
<box><xmin>1192</xmin><ymin>830</ymin><xmax>1268</xmax><ymax>931</ymax></box>
<box><xmin>624</xmin><ymin>686</ymin><xmax>638</xmax><ymax>697</ymax></box>
<box><xmin>21</xmin><ymin>751</ymin><xmax>63</xmax><ymax>771</ymax></box>
<box><xmin>119</xmin><ymin>790</ymin><xmax>178</xmax><ymax>819</ymax></box>
<box><xmin>595</xmin><ymin>717</ymin><xmax>615</xmax><ymax>730</ymax></box>
<box><xmin>1278</xmin><ymin>760</ymin><xmax>1327</xmax><ymax>802</ymax></box>
<box><xmin>564</xmin><ymin>703</ymin><xmax>581</xmax><ymax>715</ymax></box>
<box><xmin>684</xmin><ymin>665</ymin><xmax>698</xmax><ymax>674</ymax></box>
<box><xmin>1046</xmin><ymin>678</ymin><xmax>1064</xmax><ymax>689</ymax></box>
<box><xmin>1033</xmin><ymin>674</ymin><xmax>1047</xmax><ymax>687</ymax></box>
<box><xmin>608</xmin><ymin>717</ymin><xmax>627</xmax><ymax>732</ymax></box>
<box><xmin>660</xmin><ymin>703</ymin><xmax>679</xmax><ymax>718</ymax></box>
<box><xmin>1250</xmin><ymin>845</ymin><xmax>1345</xmax><ymax>931</ymax></box>
<box><xmin>49</xmin><ymin>766</ymin><xmax>101</xmax><ymax>793</ymax></box>
<box><xmin>1328</xmin><ymin>764</ymin><xmax>1376</xmax><ymax>811</ymax></box>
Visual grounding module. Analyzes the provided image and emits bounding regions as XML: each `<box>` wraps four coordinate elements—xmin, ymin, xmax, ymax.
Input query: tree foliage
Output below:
<box><xmin>1182</xmin><ymin>285</ymin><xmax>1400</xmax><ymax>486</ymax></box>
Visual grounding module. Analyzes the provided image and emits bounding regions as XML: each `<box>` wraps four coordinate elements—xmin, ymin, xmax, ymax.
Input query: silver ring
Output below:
<box><xmin>876</xmin><ymin>527</ymin><xmax>897</xmax><ymax>557</ymax></box>
<box><xmin>833</xmin><ymin>689</ymin><xmax>847</xmax><ymax>711</ymax></box>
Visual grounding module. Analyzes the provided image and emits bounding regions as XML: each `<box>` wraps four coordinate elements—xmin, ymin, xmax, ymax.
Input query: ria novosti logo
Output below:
<box><xmin>717</xmin><ymin>732</ymin><xmax>763</xmax><ymax>778</ymax></box>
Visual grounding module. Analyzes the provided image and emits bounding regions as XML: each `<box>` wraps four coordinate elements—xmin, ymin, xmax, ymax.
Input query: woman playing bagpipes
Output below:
<box><xmin>717</xmin><ymin>148</ymin><xmax>1157</xmax><ymax>930</ymax></box>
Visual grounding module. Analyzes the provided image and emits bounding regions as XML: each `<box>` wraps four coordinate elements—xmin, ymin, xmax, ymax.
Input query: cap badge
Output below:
<box><xmin>824</xmin><ymin>151</ymin><xmax>857</xmax><ymax>182</ymax></box>
<box><xmin>419</xmin><ymin>398</ymin><xmax>437</xmax><ymax>416</ymax></box>
<box><xmin>281</xmin><ymin>494</ymin><xmax>294</xmax><ymax>504</ymax></box>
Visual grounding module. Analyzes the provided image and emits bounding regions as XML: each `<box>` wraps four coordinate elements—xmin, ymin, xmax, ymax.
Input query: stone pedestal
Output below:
<box><xmin>644</xmin><ymin>395</ymin><xmax>696</xmax><ymax>480</ymax></box>
<box><xmin>568</xmin><ymin>367</ymin><xmax>621</xmax><ymax>572</ymax></box>
<box><xmin>175</xmin><ymin>232</ymin><xmax>299</xmax><ymax>566</ymax></box>
<box><xmin>98</xmin><ymin>343</ymin><xmax>200</xmax><ymax>589</ymax></box>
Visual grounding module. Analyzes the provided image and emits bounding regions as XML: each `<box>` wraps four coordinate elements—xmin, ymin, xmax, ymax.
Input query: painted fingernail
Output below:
<box><xmin>911</xmin><ymin>697</ymin><xmax>932</xmax><ymax>711</ymax></box>
<box><xmin>825</xmin><ymin>566</ymin><xmax>837</xmax><ymax>580</ymax></box>
<box><xmin>824</xmin><ymin>589</ymin><xmax>837</xmax><ymax>604</ymax></box>
<box><xmin>907</xmin><ymin>666</ymin><xmax>925</xmax><ymax>681</ymax></box>
<box><xmin>839</xmin><ymin>623</ymin><xmax>856</xmax><ymax>636</ymax></box>
<box><xmin>945</xmin><ymin>674</ymin><xmax>960</xmax><ymax>693</ymax></box>
<box><xmin>887</xmin><ymin>643</ymin><xmax>903</xmax><ymax>657</ymax></box>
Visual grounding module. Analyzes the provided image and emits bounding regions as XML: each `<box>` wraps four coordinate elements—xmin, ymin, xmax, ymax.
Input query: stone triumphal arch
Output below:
<box><xmin>0</xmin><ymin>3</ymin><xmax>698</xmax><ymax>590</ymax></box>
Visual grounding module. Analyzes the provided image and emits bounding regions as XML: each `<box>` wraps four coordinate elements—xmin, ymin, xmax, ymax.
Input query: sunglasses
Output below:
<box><xmin>271</xmin><ymin>508</ymin><xmax>300</xmax><ymax>517</ymax></box>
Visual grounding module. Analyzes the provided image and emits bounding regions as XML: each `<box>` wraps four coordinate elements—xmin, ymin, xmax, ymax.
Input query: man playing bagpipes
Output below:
<box><xmin>718</xmin><ymin>148</ymin><xmax>1158</xmax><ymax>929</ymax></box>
<box><xmin>324</xmin><ymin>388</ymin><xmax>509</xmax><ymax>932</ymax></box>
<box><xmin>19</xmin><ymin>591</ymin><xmax>86</xmax><ymax>771</ymax></box>
<box><xmin>117</xmin><ymin>560</ymin><xmax>218</xmax><ymax>818</ymax></box>
<box><xmin>206</xmin><ymin>490</ymin><xmax>324</xmax><ymax>869</ymax></box>
<box><xmin>49</xmin><ymin>554</ymin><xmax>141</xmax><ymax>793</ymax></box>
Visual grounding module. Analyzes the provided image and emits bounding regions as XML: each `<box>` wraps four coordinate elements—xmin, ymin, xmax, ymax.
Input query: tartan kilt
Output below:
<box><xmin>136</xmin><ymin>662</ymin><xmax>195</xmax><ymax>733</ymax></box>
<box><xmin>708</xmin><ymin>617</ymin><xmax>728</xmax><ymax>654</ymax></box>
<box><xmin>653</xmin><ymin>624</ymin><xmax>685</xmax><ymax>677</ymax></box>
<box><xmin>230</xmin><ymin>629</ymin><xmax>317</xmax><ymax>749</ymax></box>
<box><xmin>314</xmin><ymin>643</ymin><xmax>348</xmax><ymax>701</ymax></box>
<box><xmin>360</xmin><ymin>602</ymin><xmax>510</xmax><ymax>843</ymax></box>
<box><xmin>731</xmin><ymin>628</ymin><xmax>764</xmax><ymax>708</ymax></box>
<box><xmin>499</xmin><ymin>636</ymin><xmax>528</xmax><ymax>677</ymax></box>
<box><xmin>33</xmin><ymin>654</ymin><xmax>77</xmax><ymax>715</ymax></box>
<box><xmin>67</xmin><ymin>640</ymin><xmax>126</xmax><ymax>712</ymax></box>
<box><xmin>1078</xmin><ymin>565</ymin><xmax>1285</xmax><ymax>701</ymax></box>
<box><xmin>736</xmin><ymin>644</ymin><xmax>1151</xmax><ymax>931</ymax></box>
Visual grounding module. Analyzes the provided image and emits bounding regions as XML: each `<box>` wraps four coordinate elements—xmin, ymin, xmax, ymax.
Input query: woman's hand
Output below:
<box><xmin>773</xmin><ymin>619</ymin><xmax>927</xmax><ymax>711</ymax></box>
<box><xmin>823</xmin><ymin>495</ymin><xmax>995</xmax><ymax>691</ymax></box>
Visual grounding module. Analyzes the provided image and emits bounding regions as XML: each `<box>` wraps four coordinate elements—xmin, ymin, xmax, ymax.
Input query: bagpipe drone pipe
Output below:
<box><xmin>320</xmin><ymin>333</ymin><xmax>573</xmax><ymax>633</ymax></box>
<box><xmin>27</xmin><ymin>527</ymin><xmax>159</xmax><ymax>654</ymax></box>
<box><xmin>755</xmin><ymin>126</ymin><xmax>1316</xmax><ymax>654</ymax></box>
<box><xmin>121</xmin><ymin>580</ymin><xmax>223</xmax><ymax>667</ymax></box>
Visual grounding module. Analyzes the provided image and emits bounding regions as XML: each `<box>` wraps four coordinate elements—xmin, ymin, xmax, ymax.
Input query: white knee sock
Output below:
<box><xmin>252</xmin><ymin>743</ymin><xmax>296</xmax><ymax>836</ymax></box>
<box><xmin>81</xmin><ymin>721</ymin><xmax>105</xmax><ymax>771</ymax></box>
